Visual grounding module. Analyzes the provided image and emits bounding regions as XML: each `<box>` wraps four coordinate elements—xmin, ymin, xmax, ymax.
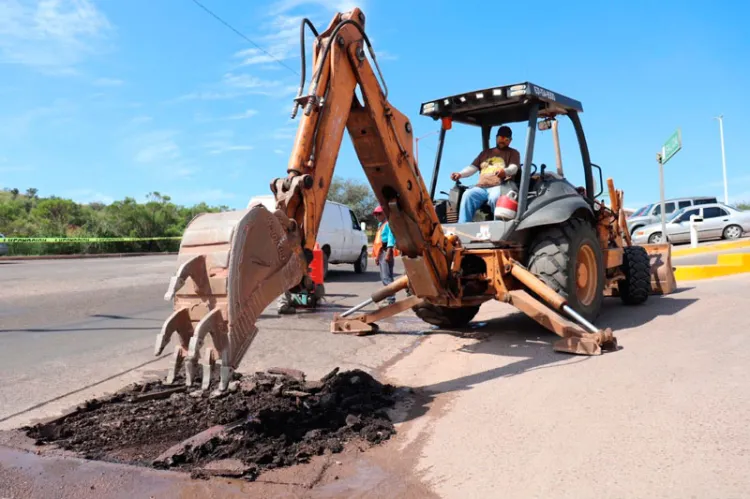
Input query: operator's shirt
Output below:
<box><xmin>471</xmin><ymin>146</ymin><xmax>521</xmax><ymax>188</ymax></box>
<box><xmin>379</xmin><ymin>221</ymin><xmax>396</xmax><ymax>248</ymax></box>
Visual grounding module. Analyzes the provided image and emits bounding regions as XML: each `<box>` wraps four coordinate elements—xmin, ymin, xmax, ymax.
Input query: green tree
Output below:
<box><xmin>326</xmin><ymin>176</ymin><xmax>378</xmax><ymax>227</ymax></box>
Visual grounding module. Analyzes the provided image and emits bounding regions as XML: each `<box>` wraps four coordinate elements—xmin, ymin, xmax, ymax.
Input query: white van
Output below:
<box><xmin>248</xmin><ymin>195</ymin><xmax>369</xmax><ymax>277</ymax></box>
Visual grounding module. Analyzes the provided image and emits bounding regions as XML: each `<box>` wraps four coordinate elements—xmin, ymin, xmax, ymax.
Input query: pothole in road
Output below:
<box><xmin>22</xmin><ymin>367</ymin><xmax>400</xmax><ymax>481</ymax></box>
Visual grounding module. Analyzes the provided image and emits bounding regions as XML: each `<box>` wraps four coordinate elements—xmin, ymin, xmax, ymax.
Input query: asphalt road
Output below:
<box><xmin>2</xmin><ymin>253</ymin><xmax>749</xmax><ymax>498</ymax></box>
<box><xmin>0</xmin><ymin>255</ymin><xmax>417</xmax><ymax>427</ymax></box>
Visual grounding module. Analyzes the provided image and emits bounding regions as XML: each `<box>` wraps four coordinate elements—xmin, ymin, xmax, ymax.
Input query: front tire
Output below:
<box><xmin>412</xmin><ymin>303</ymin><xmax>480</xmax><ymax>328</ymax></box>
<box><xmin>527</xmin><ymin>218</ymin><xmax>605</xmax><ymax>322</ymax></box>
<box><xmin>723</xmin><ymin>224</ymin><xmax>743</xmax><ymax>240</ymax></box>
<box><xmin>354</xmin><ymin>248</ymin><xmax>368</xmax><ymax>273</ymax></box>
<box><xmin>618</xmin><ymin>246</ymin><xmax>650</xmax><ymax>305</ymax></box>
<box><xmin>648</xmin><ymin>232</ymin><xmax>664</xmax><ymax>244</ymax></box>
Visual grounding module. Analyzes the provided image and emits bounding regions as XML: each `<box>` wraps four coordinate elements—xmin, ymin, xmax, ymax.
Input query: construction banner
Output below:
<box><xmin>0</xmin><ymin>237</ymin><xmax>182</xmax><ymax>243</ymax></box>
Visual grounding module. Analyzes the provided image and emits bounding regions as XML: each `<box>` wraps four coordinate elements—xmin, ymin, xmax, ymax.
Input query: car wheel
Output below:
<box><xmin>648</xmin><ymin>232</ymin><xmax>664</xmax><ymax>244</ymax></box>
<box><xmin>354</xmin><ymin>248</ymin><xmax>368</xmax><ymax>273</ymax></box>
<box><xmin>723</xmin><ymin>224</ymin><xmax>743</xmax><ymax>240</ymax></box>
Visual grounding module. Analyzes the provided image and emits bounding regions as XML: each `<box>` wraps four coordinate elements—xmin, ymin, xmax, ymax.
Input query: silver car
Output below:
<box><xmin>626</xmin><ymin>196</ymin><xmax>717</xmax><ymax>234</ymax></box>
<box><xmin>631</xmin><ymin>203</ymin><xmax>750</xmax><ymax>244</ymax></box>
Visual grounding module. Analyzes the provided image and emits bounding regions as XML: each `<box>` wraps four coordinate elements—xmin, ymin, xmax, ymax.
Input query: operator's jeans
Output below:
<box><xmin>458</xmin><ymin>183</ymin><xmax>515</xmax><ymax>223</ymax></box>
<box><xmin>377</xmin><ymin>252</ymin><xmax>396</xmax><ymax>305</ymax></box>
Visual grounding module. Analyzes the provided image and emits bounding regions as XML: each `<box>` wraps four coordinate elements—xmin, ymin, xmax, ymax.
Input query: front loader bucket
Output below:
<box><xmin>156</xmin><ymin>205</ymin><xmax>307</xmax><ymax>390</ymax></box>
<box><xmin>642</xmin><ymin>243</ymin><xmax>677</xmax><ymax>295</ymax></box>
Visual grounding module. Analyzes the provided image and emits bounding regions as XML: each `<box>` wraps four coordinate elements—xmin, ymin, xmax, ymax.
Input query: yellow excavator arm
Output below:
<box><xmin>156</xmin><ymin>7</ymin><xmax>456</xmax><ymax>391</ymax></box>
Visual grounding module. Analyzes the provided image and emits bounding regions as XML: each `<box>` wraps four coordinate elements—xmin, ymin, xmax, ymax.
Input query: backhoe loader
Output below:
<box><xmin>155</xmin><ymin>7</ymin><xmax>677</xmax><ymax>391</ymax></box>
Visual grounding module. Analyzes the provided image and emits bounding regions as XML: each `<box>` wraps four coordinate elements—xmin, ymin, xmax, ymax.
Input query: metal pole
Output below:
<box><xmin>715</xmin><ymin>115</ymin><xmax>728</xmax><ymax>204</ymax></box>
<box><xmin>658</xmin><ymin>152</ymin><xmax>668</xmax><ymax>243</ymax></box>
<box><xmin>428</xmin><ymin>127</ymin><xmax>447</xmax><ymax>201</ymax></box>
<box><xmin>552</xmin><ymin>119</ymin><xmax>563</xmax><ymax>176</ymax></box>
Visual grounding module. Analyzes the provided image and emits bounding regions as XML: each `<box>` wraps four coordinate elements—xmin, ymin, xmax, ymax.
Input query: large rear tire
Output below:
<box><xmin>618</xmin><ymin>246</ymin><xmax>651</xmax><ymax>305</ymax></box>
<box><xmin>527</xmin><ymin>218</ymin><xmax>605</xmax><ymax>322</ymax></box>
<box><xmin>413</xmin><ymin>302</ymin><xmax>480</xmax><ymax>328</ymax></box>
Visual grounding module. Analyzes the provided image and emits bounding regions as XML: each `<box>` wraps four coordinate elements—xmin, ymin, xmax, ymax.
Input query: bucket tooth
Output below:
<box><xmin>164</xmin><ymin>254</ymin><xmax>208</xmax><ymax>301</ymax></box>
<box><xmin>155</xmin><ymin>307</ymin><xmax>193</xmax><ymax>356</ymax></box>
<box><xmin>156</xmin><ymin>308</ymin><xmax>193</xmax><ymax>385</ymax></box>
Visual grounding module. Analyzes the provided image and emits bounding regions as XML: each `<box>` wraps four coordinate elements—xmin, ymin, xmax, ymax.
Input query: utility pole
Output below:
<box><xmin>714</xmin><ymin>115</ymin><xmax>728</xmax><ymax>204</ymax></box>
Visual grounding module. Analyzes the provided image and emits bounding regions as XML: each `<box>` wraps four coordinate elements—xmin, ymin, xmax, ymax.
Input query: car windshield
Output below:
<box><xmin>631</xmin><ymin>204</ymin><xmax>651</xmax><ymax>217</ymax></box>
<box><xmin>667</xmin><ymin>207</ymin><xmax>689</xmax><ymax>222</ymax></box>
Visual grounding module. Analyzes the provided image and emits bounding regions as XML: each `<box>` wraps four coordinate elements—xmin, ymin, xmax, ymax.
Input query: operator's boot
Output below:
<box><xmin>277</xmin><ymin>292</ymin><xmax>297</xmax><ymax>315</ymax></box>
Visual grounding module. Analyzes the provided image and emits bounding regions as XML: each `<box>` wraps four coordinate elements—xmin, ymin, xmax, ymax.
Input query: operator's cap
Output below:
<box><xmin>373</xmin><ymin>205</ymin><xmax>384</xmax><ymax>214</ymax></box>
<box><xmin>496</xmin><ymin>125</ymin><xmax>512</xmax><ymax>138</ymax></box>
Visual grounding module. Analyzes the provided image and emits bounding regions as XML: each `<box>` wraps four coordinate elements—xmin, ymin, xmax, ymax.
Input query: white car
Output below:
<box><xmin>631</xmin><ymin>203</ymin><xmax>750</xmax><ymax>244</ymax></box>
<box><xmin>248</xmin><ymin>195</ymin><xmax>369</xmax><ymax>277</ymax></box>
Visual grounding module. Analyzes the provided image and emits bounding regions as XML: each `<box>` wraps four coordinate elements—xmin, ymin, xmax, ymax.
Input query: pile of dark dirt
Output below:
<box><xmin>24</xmin><ymin>367</ymin><xmax>398</xmax><ymax>480</ymax></box>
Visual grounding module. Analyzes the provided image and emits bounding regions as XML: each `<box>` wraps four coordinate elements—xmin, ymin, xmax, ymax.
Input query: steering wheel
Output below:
<box><xmin>440</xmin><ymin>179</ymin><xmax>463</xmax><ymax>197</ymax></box>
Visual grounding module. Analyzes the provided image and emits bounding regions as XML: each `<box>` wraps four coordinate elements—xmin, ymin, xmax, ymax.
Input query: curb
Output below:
<box><xmin>674</xmin><ymin>253</ymin><xmax>750</xmax><ymax>281</ymax></box>
<box><xmin>0</xmin><ymin>252</ymin><xmax>178</xmax><ymax>261</ymax></box>
<box><xmin>672</xmin><ymin>239</ymin><xmax>750</xmax><ymax>257</ymax></box>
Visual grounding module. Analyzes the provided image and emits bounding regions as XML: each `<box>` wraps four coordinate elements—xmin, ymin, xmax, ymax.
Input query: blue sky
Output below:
<box><xmin>1</xmin><ymin>0</ymin><xmax>748</xmax><ymax>211</ymax></box>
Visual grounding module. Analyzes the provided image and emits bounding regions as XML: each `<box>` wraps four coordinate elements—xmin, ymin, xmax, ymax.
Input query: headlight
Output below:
<box><xmin>421</xmin><ymin>102</ymin><xmax>438</xmax><ymax>114</ymax></box>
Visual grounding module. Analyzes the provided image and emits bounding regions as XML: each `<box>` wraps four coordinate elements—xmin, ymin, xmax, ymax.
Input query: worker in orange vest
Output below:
<box><xmin>372</xmin><ymin>205</ymin><xmax>397</xmax><ymax>305</ymax></box>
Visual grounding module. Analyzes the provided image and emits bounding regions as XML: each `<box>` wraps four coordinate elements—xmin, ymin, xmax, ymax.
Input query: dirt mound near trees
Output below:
<box><xmin>25</xmin><ymin>368</ymin><xmax>398</xmax><ymax>481</ymax></box>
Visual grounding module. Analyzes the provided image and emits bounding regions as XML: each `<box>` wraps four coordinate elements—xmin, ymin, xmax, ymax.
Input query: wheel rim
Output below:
<box><xmin>360</xmin><ymin>251</ymin><xmax>367</xmax><ymax>269</ymax></box>
<box><xmin>726</xmin><ymin>226</ymin><xmax>741</xmax><ymax>239</ymax></box>
<box><xmin>650</xmin><ymin>233</ymin><xmax>663</xmax><ymax>244</ymax></box>
<box><xmin>575</xmin><ymin>244</ymin><xmax>598</xmax><ymax>307</ymax></box>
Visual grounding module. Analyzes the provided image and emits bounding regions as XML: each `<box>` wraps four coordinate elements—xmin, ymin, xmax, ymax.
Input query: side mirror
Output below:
<box><xmin>360</xmin><ymin>222</ymin><xmax>366</xmax><ymax>231</ymax></box>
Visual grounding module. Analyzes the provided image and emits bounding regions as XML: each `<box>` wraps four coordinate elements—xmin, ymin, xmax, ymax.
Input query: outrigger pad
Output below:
<box><xmin>553</xmin><ymin>328</ymin><xmax>618</xmax><ymax>356</ymax></box>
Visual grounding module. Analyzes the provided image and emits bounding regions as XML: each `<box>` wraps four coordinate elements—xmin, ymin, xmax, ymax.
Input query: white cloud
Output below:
<box><xmin>376</xmin><ymin>50</ymin><xmax>398</xmax><ymax>61</ymax></box>
<box><xmin>268</xmin><ymin>0</ymin><xmax>364</xmax><ymax>16</ymax></box>
<box><xmin>132</xmin><ymin>130</ymin><xmax>182</xmax><ymax>164</ymax></box>
<box><xmin>274</xmin><ymin>149</ymin><xmax>285</xmax><ymax>155</ymax></box>
<box><xmin>202</xmin><ymin>129</ymin><xmax>254</xmax><ymax>155</ymax></box>
<box><xmin>0</xmin><ymin>0</ymin><xmax>112</xmax><ymax>73</ymax></box>
<box><xmin>271</xmin><ymin>122</ymin><xmax>298</xmax><ymax>140</ymax></box>
<box><xmin>170</xmin><ymin>74</ymin><xmax>296</xmax><ymax>103</ymax></box>
<box><xmin>175</xmin><ymin>189</ymin><xmax>237</xmax><ymax>205</ymax></box>
<box><xmin>93</xmin><ymin>77</ymin><xmax>123</xmax><ymax>86</ymax></box>
<box><xmin>0</xmin><ymin>99</ymin><xmax>76</xmax><ymax>138</ymax></box>
<box><xmin>227</xmin><ymin>109</ymin><xmax>259</xmax><ymax>120</ymax></box>
<box><xmin>64</xmin><ymin>188</ymin><xmax>114</xmax><ymax>205</ymax></box>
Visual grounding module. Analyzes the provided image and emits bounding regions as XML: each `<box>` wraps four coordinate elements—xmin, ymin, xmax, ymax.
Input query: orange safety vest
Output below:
<box><xmin>372</xmin><ymin>224</ymin><xmax>385</xmax><ymax>260</ymax></box>
<box><xmin>372</xmin><ymin>223</ymin><xmax>400</xmax><ymax>260</ymax></box>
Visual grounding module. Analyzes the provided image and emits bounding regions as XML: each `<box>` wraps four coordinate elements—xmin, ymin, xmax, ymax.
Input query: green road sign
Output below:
<box><xmin>660</xmin><ymin>129</ymin><xmax>682</xmax><ymax>165</ymax></box>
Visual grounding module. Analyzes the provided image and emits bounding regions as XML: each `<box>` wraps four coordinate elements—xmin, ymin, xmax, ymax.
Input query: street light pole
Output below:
<box><xmin>714</xmin><ymin>115</ymin><xmax>728</xmax><ymax>204</ymax></box>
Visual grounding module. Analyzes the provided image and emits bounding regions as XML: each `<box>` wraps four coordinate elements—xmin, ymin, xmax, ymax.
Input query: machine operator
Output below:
<box><xmin>450</xmin><ymin>125</ymin><xmax>521</xmax><ymax>223</ymax></box>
